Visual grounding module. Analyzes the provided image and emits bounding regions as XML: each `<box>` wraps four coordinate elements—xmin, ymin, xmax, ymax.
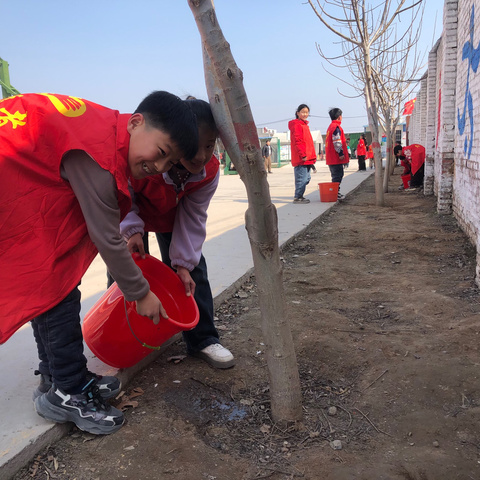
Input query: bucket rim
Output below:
<box><xmin>124</xmin><ymin>298</ymin><xmax>200</xmax><ymax>350</ymax></box>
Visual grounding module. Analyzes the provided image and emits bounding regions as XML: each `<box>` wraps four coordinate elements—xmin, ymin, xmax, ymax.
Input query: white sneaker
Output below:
<box><xmin>193</xmin><ymin>344</ymin><xmax>235</xmax><ymax>369</ymax></box>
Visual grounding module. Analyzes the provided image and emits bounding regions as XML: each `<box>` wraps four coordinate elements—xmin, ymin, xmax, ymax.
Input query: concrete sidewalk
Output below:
<box><xmin>0</xmin><ymin>162</ymin><xmax>373</xmax><ymax>478</ymax></box>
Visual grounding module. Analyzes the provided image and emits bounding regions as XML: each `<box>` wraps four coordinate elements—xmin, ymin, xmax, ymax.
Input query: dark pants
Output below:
<box><xmin>410</xmin><ymin>164</ymin><xmax>425</xmax><ymax>187</ymax></box>
<box><xmin>154</xmin><ymin>232</ymin><xmax>219</xmax><ymax>353</ymax></box>
<box><xmin>31</xmin><ymin>286</ymin><xmax>87</xmax><ymax>393</ymax></box>
<box><xmin>107</xmin><ymin>233</ymin><xmax>219</xmax><ymax>353</ymax></box>
<box><xmin>357</xmin><ymin>155</ymin><xmax>366</xmax><ymax>171</ymax></box>
<box><xmin>329</xmin><ymin>164</ymin><xmax>345</xmax><ymax>189</ymax></box>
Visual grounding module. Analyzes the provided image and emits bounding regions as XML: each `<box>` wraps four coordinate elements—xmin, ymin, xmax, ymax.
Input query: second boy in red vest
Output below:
<box><xmin>117</xmin><ymin>99</ymin><xmax>234</xmax><ymax>369</ymax></box>
<box><xmin>325</xmin><ymin>108</ymin><xmax>350</xmax><ymax>200</ymax></box>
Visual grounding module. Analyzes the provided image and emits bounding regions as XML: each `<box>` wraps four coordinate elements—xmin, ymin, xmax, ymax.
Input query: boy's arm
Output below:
<box><xmin>332</xmin><ymin>126</ymin><xmax>345</xmax><ymax>158</ymax></box>
<box><xmin>169</xmin><ymin>169</ymin><xmax>219</xmax><ymax>271</ymax></box>
<box><xmin>120</xmin><ymin>184</ymin><xmax>145</xmax><ymax>241</ymax></box>
<box><xmin>61</xmin><ymin>150</ymin><xmax>149</xmax><ymax>301</ymax></box>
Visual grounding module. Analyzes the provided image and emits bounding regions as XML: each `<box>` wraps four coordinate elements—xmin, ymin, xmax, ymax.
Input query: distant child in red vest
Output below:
<box><xmin>403</xmin><ymin>144</ymin><xmax>425</xmax><ymax>189</ymax></box>
<box><xmin>356</xmin><ymin>134</ymin><xmax>367</xmax><ymax>171</ymax></box>
<box><xmin>325</xmin><ymin>108</ymin><xmax>349</xmax><ymax>199</ymax></box>
<box><xmin>367</xmin><ymin>144</ymin><xmax>374</xmax><ymax>169</ymax></box>
<box><xmin>398</xmin><ymin>149</ymin><xmax>412</xmax><ymax>190</ymax></box>
<box><xmin>0</xmin><ymin>91</ymin><xmax>198</xmax><ymax>435</ymax></box>
<box><xmin>289</xmin><ymin>104</ymin><xmax>317</xmax><ymax>204</ymax></box>
<box><xmin>113</xmin><ymin>99</ymin><xmax>234</xmax><ymax>369</ymax></box>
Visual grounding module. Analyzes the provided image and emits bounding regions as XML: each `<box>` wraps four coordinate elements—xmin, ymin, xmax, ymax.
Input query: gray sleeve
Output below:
<box><xmin>61</xmin><ymin>150</ymin><xmax>150</xmax><ymax>301</ymax></box>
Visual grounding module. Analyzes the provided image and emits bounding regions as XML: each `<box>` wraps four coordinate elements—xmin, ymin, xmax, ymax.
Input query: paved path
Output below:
<box><xmin>0</xmin><ymin>162</ymin><xmax>373</xmax><ymax>478</ymax></box>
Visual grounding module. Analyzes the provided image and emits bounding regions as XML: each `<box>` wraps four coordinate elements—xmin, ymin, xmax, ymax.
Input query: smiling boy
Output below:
<box><xmin>0</xmin><ymin>91</ymin><xmax>198</xmax><ymax>434</ymax></box>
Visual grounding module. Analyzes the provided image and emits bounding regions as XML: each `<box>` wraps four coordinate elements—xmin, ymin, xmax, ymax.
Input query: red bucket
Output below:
<box><xmin>401</xmin><ymin>174</ymin><xmax>411</xmax><ymax>189</ymax></box>
<box><xmin>82</xmin><ymin>253</ymin><xmax>199</xmax><ymax>369</ymax></box>
<box><xmin>319</xmin><ymin>182</ymin><xmax>339</xmax><ymax>202</ymax></box>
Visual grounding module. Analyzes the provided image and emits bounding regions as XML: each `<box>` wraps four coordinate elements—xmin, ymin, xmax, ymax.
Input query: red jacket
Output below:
<box><xmin>288</xmin><ymin>118</ymin><xmax>317</xmax><ymax>167</ymax></box>
<box><xmin>366</xmin><ymin>145</ymin><xmax>374</xmax><ymax>159</ymax></box>
<box><xmin>325</xmin><ymin>119</ymin><xmax>349</xmax><ymax>165</ymax></box>
<box><xmin>0</xmin><ymin>93</ymin><xmax>131</xmax><ymax>343</ymax></box>
<box><xmin>356</xmin><ymin>138</ymin><xmax>366</xmax><ymax>156</ymax></box>
<box><xmin>131</xmin><ymin>156</ymin><xmax>220</xmax><ymax>233</ymax></box>
<box><xmin>402</xmin><ymin>144</ymin><xmax>425</xmax><ymax>175</ymax></box>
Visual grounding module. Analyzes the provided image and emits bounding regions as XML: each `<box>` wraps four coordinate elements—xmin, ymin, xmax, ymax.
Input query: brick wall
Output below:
<box><xmin>454</xmin><ymin>0</ymin><xmax>480</xmax><ymax>282</ymax></box>
<box><xmin>424</xmin><ymin>40</ymin><xmax>440</xmax><ymax>196</ymax></box>
<box><xmin>406</xmin><ymin>0</ymin><xmax>480</xmax><ymax>285</ymax></box>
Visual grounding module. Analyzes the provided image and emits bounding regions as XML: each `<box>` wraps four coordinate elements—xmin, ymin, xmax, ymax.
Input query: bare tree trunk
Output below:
<box><xmin>365</xmin><ymin>75</ymin><xmax>385</xmax><ymax>206</ymax></box>
<box><xmin>383</xmin><ymin>123</ymin><xmax>393</xmax><ymax>193</ymax></box>
<box><xmin>189</xmin><ymin>0</ymin><xmax>303</xmax><ymax>423</ymax></box>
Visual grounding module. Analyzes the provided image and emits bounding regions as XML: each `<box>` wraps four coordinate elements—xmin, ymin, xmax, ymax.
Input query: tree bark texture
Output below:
<box><xmin>188</xmin><ymin>0</ymin><xmax>303</xmax><ymax>423</ymax></box>
<box><xmin>364</xmin><ymin>75</ymin><xmax>385</xmax><ymax>207</ymax></box>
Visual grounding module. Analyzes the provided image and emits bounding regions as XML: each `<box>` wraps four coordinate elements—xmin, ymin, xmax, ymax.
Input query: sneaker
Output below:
<box><xmin>33</xmin><ymin>370</ymin><xmax>121</xmax><ymax>401</ymax></box>
<box><xmin>34</xmin><ymin>379</ymin><xmax>124</xmax><ymax>435</ymax></box>
<box><xmin>337</xmin><ymin>193</ymin><xmax>345</xmax><ymax>200</ymax></box>
<box><xmin>293</xmin><ymin>197</ymin><xmax>310</xmax><ymax>204</ymax></box>
<box><xmin>192</xmin><ymin>344</ymin><xmax>235</xmax><ymax>369</ymax></box>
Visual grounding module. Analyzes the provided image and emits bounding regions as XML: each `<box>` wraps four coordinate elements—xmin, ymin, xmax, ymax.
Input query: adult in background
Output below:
<box><xmin>262</xmin><ymin>139</ymin><xmax>273</xmax><ymax>173</ymax></box>
<box><xmin>288</xmin><ymin>104</ymin><xmax>317</xmax><ymax>203</ymax></box>
<box><xmin>356</xmin><ymin>134</ymin><xmax>367</xmax><ymax>171</ymax></box>
<box><xmin>325</xmin><ymin>108</ymin><xmax>350</xmax><ymax>199</ymax></box>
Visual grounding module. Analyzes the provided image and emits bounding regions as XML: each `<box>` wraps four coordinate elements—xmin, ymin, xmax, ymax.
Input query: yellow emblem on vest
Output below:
<box><xmin>0</xmin><ymin>108</ymin><xmax>27</xmax><ymax>129</ymax></box>
<box><xmin>41</xmin><ymin>93</ymin><xmax>87</xmax><ymax>117</ymax></box>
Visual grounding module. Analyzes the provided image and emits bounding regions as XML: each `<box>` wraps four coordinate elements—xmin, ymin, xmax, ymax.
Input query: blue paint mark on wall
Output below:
<box><xmin>458</xmin><ymin>4</ymin><xmax>480</xmax><ymax>159</ymax></box>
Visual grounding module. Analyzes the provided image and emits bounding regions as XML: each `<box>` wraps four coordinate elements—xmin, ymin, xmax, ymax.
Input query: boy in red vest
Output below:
<box><xmin>325</xmin><ymin>108</ymin><xmax>350</xmax><ymax>199</ymax></box>
<box><xmin>0</xmin><ymin>91</ymin><xmax>198</xmax><ymax>435</ymax></box>
<box><xmin>112</xmin><ymin>99</ymin><xmax>234</xmax><ymax>369</ymax></box>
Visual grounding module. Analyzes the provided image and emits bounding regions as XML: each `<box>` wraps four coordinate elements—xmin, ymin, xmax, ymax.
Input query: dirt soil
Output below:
<box><xmin>13</xmin><ymin>171</ymin><xmax>480</xmax><ymax>480</ymax></box>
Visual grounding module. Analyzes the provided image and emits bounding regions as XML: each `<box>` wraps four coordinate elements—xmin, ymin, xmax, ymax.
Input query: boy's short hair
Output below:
<box><xmin>329</xmin><ymin>108</ymin><xmax>342</xmax><ymax>121</ymax></box>
<box><xmin>135</xmin><ymin>91</ymin><xmax>198</xmax><ymax>162</ymax></box>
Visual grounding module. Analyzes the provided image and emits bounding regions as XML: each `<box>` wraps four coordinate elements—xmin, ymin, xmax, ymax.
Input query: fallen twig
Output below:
<box><xmin>334</xmin><ymin>404</ymin><xmax>353</xmax><ymax>429</ymax></box>
<box><xmin>363</xmin><ymin>369</ymin><xmax>389</xmax><ymax>391</ymax></box>
<box><xmin>354</xmin><ymin>408</ymin><xmax>394</xmax><ymax>437</ymax></box>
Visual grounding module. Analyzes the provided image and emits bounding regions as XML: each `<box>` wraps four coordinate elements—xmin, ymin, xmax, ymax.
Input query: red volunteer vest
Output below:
<box><xmin>131</xmin><ymin>156</ymin><xmax>220</xmax><ymax>233</ymax></box>
<box><xmin>367</xmin><ymin>145</ymin><xmax>374</xmax><ymax>159</ymax></box>
<box><xmin>0</xmin><ymin>93</ymin><xmax>132</xmax><ymax>343</ymax></box>
<box><xmin>356</xmin><ymin>138</ymin><xmax>366</xmax><ymax>156</ymax></box>
<box><xmin>325</xmin><ymin>119</ymin><xmax>349</xmax><ymax>165</ymax></box>
<box><xmin>402</xmin><ymin>144</ymin><xmax>425</xmax><ymax>175</ymax></box>
<box><xmin>288</xmin><ymin>119</ymin><xmax>317</xmax><ymax>167</ymax></box>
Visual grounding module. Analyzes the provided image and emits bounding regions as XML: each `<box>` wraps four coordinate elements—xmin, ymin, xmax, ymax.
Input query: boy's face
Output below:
<box><xmin>127</xmin><ymin>113</ymin><xmax>181</xmax><ymax>179</ymax></box>
<box><xmin>181</xmin><ymin>125</ymin><xmax>217</xmax><ymax>175</ymax></box>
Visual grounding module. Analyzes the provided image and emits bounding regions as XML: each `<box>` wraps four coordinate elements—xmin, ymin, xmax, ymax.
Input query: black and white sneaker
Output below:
<box><xmin>33</xmin><ymin>370</ymin><xmax>121</xmax><ymax>401</ymax></box>
<box><xmin>34</xmin><ymin>378</ymin><xmax>124</xmax><ymax>435</ymax></box>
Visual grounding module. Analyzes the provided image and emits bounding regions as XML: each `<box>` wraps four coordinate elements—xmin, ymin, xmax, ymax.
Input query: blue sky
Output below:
<box><xmin>3</xmin><ymin>0</ymin><xmax>443</xmax><ymax>134</ymax></box>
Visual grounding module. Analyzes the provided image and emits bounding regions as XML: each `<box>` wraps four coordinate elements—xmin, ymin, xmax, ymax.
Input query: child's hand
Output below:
<box><xmin>127</xmin><ymin>233</ymin><xmax>146</xmax><ymax>258</ymax></box>
<box><xmin>175</xmin><ymin>266</ymin><xmax>196</xmax><ymax>297</ymax></box>
<box><xmin>136</xmin><ymin>290</ymin><xmax>168</xmax><ymax>325</ymax></box>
